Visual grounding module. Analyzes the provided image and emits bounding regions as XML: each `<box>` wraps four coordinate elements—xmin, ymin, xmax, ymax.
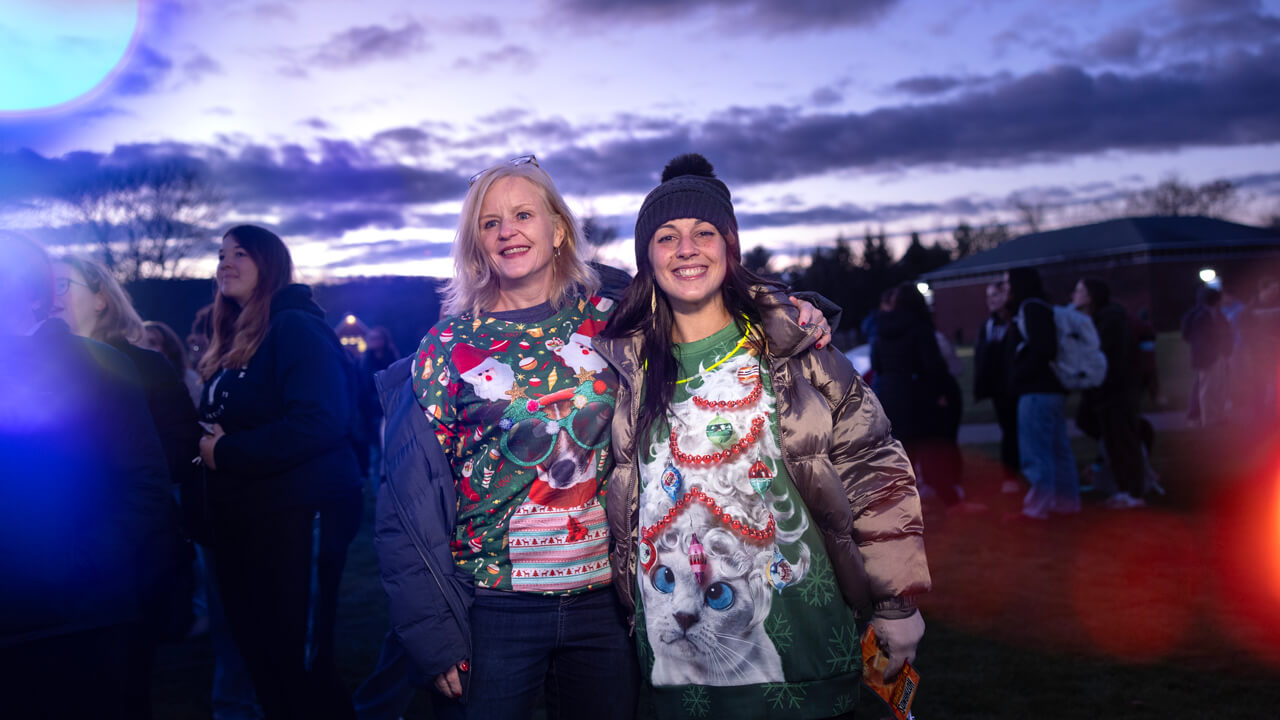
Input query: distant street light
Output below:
<box><xmin>1198</xmin><ymin>268</ymin><xmax>1216</xmax><ymax>284</ymax></box>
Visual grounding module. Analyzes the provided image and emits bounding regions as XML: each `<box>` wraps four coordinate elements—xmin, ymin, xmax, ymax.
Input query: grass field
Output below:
<box><xmin>150</xmin><ymin>415</ymin><xmax>1280</xmax><ymax>719</ymax></box>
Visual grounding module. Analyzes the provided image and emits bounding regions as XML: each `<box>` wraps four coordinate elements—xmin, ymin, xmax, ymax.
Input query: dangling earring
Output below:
<box><xmin>555</xmin><ymin>245</ymin><xmax>562</xmax><ymax>258</ymax></box>
<box><xmin>650</xmin><ymin>285</ymin><xmax>657</xmax><ymax>314</ymax></box>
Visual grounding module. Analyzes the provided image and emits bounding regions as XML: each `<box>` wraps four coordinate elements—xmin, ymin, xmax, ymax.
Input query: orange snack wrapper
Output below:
<box><xmin>861</xmin><ymin>624</ymin><xmax>919</xmax><ymax>720</ymax></box>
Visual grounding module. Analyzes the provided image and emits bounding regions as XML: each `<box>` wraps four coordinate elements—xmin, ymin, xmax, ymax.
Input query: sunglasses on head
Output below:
<box><xmin>468</xmin><ymin>154</ymin><xmax>539</xmax><ymax>186</ymax></box>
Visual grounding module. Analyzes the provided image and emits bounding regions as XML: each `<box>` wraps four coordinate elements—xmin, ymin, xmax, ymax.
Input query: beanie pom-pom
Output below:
<box><xmin>661</xmin><ymin>153</ymin><xmax>716</xmax><ymax>183</ymax></box>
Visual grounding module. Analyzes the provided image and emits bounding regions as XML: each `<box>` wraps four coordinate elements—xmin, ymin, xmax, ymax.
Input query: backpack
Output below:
<box><xmin>1016</xmin><ymin>300</ymin><xmax>1108</xmax><ymax>390</ymax></box>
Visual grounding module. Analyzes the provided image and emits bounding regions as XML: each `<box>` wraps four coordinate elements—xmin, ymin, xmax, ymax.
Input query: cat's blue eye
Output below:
<box><xmin>705</xmin><ymin>581</ymin><xmax>734</xmax><ymax>610</ymax></box>
<box><xmin>652</xmin><ymin>565</ymin><xmax>675</xmax><ymax>594</ymax></box>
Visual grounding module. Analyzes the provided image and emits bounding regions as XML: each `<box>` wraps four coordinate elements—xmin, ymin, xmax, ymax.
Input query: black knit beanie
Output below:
<box><xmin>634</xmin><ymin>153</ymin><xmax>739</xmax><ymax>264</ymax></box>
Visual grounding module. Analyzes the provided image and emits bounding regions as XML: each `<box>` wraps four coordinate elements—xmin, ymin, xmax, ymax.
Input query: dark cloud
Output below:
<box><xmin>557</xmin><ymin>0</ymin><xmax>900</xmax><ymax>31</ymax></box>
<box><xmin>182</xmin><ymin>52</ymin><xmax>223</xmax><ymax>83</ymax></box>
<box><xmin>444</xmin><ymin>15</ymin><xmax>503</xmax><ymax>35</ymax></box>
<box><xmin>323</xmin><ymin>239</ymin><xmax>456</xmax><ymax>269</ymax></box>
<box><xmin>114</xmin><ymin>44</ymin><xmax>174</xmax><ymax>96</ymax></box>
<box><xmin>311</xmin><ymin>23</ymin><xmax>427</xmax><ymax>68</ymax></box>
<box><xmin>277</xmin><ymin>208</ymin><xmax>407</xmax><ymax>237</ymax></box>
<box><xmin>1173</xmin><ymin>0</ymin><xmax>1261</xmax><ymax>17</ymax></box>
<box><xmin>300</xmin><ymin>117</ymin><xmax>331</xmax><ymax>130</ymax></box>
<box><xmin>452</xmin><ymin>45</ymin><xmax>536</xmax><ymax>72</ymax></box>
<box><xmin>810</xmin><ymin>86</ymin><xmax>843</xmax><ymax>107</ymax></box>
<box><xmin>251</xmin><ymin>2</ymin><xmax>296</xmax><ymax>21</ymax></box>
<box><xmin>1089</xmin><ymin>27</ymin><xmax>1147</xmax><ymax>64</ymax></box>
<box><xmin>0</xmin><ymin>141</ymin><xmax>465</xmax><ymax>225</ymax></box>
<box><xmin>892</xmin><ymin>75</ymin><xmax>963</xmax><ymax>96</ymax></box>
<box><xmin>547</xmin><ymin>47</ymin><xmax>1280</xmax><ymax>193</ymax></box>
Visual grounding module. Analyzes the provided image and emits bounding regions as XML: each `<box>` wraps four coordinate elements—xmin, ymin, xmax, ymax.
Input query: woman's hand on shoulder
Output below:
<box><xmin>788</xmin><ymin>295</ymin><xmax>832</xmax><ymax>349</ymax></box>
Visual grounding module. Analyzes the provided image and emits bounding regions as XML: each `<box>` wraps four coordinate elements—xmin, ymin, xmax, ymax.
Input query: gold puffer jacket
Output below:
<box><xmin>594</xmin><ymin>287</ymin><xmax>931</xmax><ymax>621</ymax></box>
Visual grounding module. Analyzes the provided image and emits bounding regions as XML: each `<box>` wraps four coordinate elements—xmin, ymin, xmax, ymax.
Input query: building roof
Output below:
<box><xmin>922</xmin><ymin>215</ymin><xmax>1280</xmax><ymax>281</ymax></box>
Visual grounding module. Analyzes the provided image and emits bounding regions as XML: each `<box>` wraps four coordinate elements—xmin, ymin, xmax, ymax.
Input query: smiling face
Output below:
<box><xmin>478</xmin><ymin>175</ymin><xmax>566</xmax><ymax>309</ymax></box>
<box><xmin>217</xmin><ymin>234</ymin><xmax>260</xmax><ymax>306</ymax></box>
<box><xmin>50</xmin><ymin>261</ymin><xmax>103</xmax><ymax>337</ymax></box>
<box><xmin>648</xmin><ymin>217</ymin><xmax>729</xmax><ymax>319</ymax></box>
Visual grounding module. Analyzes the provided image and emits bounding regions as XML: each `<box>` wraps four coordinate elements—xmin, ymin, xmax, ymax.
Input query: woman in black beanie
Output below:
<box><xmin>596</xmin><ymin>154</ymin><xmax>930</xmax><ymax>719</ymax></box>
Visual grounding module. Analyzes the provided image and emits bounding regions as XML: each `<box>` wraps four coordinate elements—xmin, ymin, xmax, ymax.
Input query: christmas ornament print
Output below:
<box><xmin>688</xmin><ymin>534</ymin><xmax>707</xmax><ymax>585</ymax></box>
<box><xmin>737</xmin><ymin>364</ymin><xmax>760</xmax><ymax>384</ymax></box>
<box><xmin>661</xmin><ymin>463</ymin><xmax>683</xmax><ymax>502</ymax></box>
<box><xmin>639</xmin><ymin>538</ymin><xmax>656</xmax><ymax>573</ymax></box>
<box><xmin>748</xmin><ymin>459</ymin><xmax>774</xmax><ymax>495</ymax></box>
<box><xmin>705</xmin><ymin>415</ymin><xmax>737</xmax><ymax>449</ymax></box>
<box><xmin>767</xmin><ymin>548</ymin><xmax>794</xmax><ymax>591</ymax></box>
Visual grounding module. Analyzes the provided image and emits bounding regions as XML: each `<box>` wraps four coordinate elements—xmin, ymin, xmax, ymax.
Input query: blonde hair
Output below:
<box><xmin>440</xmin><ymin>161</ymin><xmax>599</xmax><ymax>316</ymax></box>
<box><xmin>59</xmin><ymin>256</ymin><xmax>144</xmax><ymax>346</ymax></box>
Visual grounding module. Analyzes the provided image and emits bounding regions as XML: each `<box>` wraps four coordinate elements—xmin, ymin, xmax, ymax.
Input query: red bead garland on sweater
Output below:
<box><xmin>669</xmin><ymin>414</ymin><xmax>767</xmax><ymax>465</ymax></box>
<box><xmin>690</xmin><ymin>377</ymin><xmax>762</xmax><ymax>410</ymax></box>
<box><xmin>641</xmin><ymin>486</ymin><xmax>776</xmax><ymax>544</ymax></box>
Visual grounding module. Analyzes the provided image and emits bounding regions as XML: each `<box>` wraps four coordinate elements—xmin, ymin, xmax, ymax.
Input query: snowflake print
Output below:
<box><xmin>833</xmin><ymin>693</ymin><xmax>854</xmax><ymax>714</ymax></box>
<box><xmin>798</xmin><ymin>555</ymin><xmax>836</xmax><ymax>607</ymax></box>
<box><xmin>826</xmin><ymin>625</ymin><xmax>859</xmax><ymax>674</ymax></box>
<box><xmin>763</xmin><ymin>682</ymin><xmax>806</xmax><ymax>710</ymax></box>
<box><xmin>681</xmin><ymin>685</ymin><xmax>710</xmax><ymax>718</ymax></box>
<box><xmin>766</xmin><ymin>612</ymin><xmax>795</xmax><ymax>653</ymax></box>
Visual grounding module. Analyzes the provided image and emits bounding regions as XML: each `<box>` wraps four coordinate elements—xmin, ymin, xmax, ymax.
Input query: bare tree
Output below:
<box><xmin>1124</xmin><ymin>175</ymin><xmax>1238</xmax><ymax>218</ymax></box>
<box><xmin>580</xmin><ymin>215</ymin><xmax>618</xmax><ymax>261</ymax></box>
<box><xmin>1010</xmin><ymin>194</ymin><xmax>1046</xmax><ymax>233</ymax></box>
<box><xmin>66</xmin><ymin>161</ymin><xmax>225</xmax><ymax>282</ymax></box>
<box><xmin>742</xmin><ymin>245</ymin><xmax>773</xmax><ymax>274</ymax></box>
<box><xmin>952</xmin><ymin>220</ymin><xmax>1010</xmax><ymax>259</ymax></box>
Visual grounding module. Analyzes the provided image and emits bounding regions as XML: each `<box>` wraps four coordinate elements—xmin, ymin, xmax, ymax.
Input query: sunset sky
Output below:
<box><xmin>2</xmin><ymin>0</ymin><xmax>1278</xmax><ymax>279</ymax></box>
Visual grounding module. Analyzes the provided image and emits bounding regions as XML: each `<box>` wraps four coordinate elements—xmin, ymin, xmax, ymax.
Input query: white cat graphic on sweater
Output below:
<box><xmin>638</xmin><ymin>354</ymin><xmax>811</xmax><ymax>687</ymax></box>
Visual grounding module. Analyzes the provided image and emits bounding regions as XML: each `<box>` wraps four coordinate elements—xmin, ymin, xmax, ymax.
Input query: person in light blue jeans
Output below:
<box><xmin>1006</xmin><ymin>267</ymin><xmax>1081</xmax><ymax>519</ymax></box>
<box><xmin>1017</xmin><ymin>393</ymin><xmax>1081</xmax><ymax>517</ymax></box>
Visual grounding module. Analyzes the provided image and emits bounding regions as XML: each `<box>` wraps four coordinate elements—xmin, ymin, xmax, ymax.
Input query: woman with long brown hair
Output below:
<box><xmin>196</xmin><ymin>224</ymin><xmax>362</xmax><ymax>719</ymax></box>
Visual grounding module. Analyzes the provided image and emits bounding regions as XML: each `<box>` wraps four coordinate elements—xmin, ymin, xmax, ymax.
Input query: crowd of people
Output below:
<box><xmin>1</xmin><ymin>153</ymin><xmax>931</xmax><ymax>720</ymax></box>
<box><xmin>9</xmin><ymin>142</ymin><xmax>1273</xmax><ymax>716</ymax></box>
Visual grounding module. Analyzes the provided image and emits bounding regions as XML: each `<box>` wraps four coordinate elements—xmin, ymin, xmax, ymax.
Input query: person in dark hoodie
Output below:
<box><xmin>49</xmin><ymin>255</ymin><xmax>199</xmax><ymax>717</ymax></box>
<box><xmin>873</xmin><ymin>281</ymin><xmax>983</xmax><ymax>512</ymax></box>
<box><xmin>1072</xmin><ymin>277</ymin><xmax>1147</xmax><ymax>508</ymax></box>
<box><xmin>1006</xmin><ymin>266</ymin><xmax>1080</xmax><ymax>520</ymax></box>
<box><xmin>196</xmin><ymin>225</ymin><xmax>362</xmax><ymax>719</ymax></box>
<box><xmin>0</xmin><ymin>234</ymin><xmax>172</xmax><ymax>719</ymax></box>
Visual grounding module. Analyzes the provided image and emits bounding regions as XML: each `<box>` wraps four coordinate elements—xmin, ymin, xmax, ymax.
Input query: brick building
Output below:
<box><xmin>920</xmin><ymin>216</ymin><xmax>1280</xmax><ymax>345</ymax></box>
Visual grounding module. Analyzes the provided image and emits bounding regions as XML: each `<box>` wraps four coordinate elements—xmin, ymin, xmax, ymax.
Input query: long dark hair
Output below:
<box><xmin>198</xmin><ymin>225</ymin><xmax>294</xmax><ymax>380</ymax></box>
<box><xmin>601</xmin><ymin>228</ymin><xmax>784</xmax><ymax>445</ymax></box>
<box><xmin>889</xmin><ymin>281</ymin><xmax>934</xmax><ymax>329</ymax></box>
<box><xmin>1005</xmin><ymin>266</ymin><xmax>1045</xmax><ymax>314</ymax></box>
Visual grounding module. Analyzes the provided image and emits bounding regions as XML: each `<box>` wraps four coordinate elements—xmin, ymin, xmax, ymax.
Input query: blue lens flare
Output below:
<box><xmin>0</xmin><ymin>0</ymin><xmax>140</xmax><ymax>114</ymax></box>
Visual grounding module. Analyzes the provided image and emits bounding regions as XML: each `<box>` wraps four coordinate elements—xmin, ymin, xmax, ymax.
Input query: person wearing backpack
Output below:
<box><xmin>1005</xmin><ymin>267</ymin><xmax>1081</xmax><ymax>520</ymax></box>
<box><xmin>1072</xmin><ymin>278</ymin><xmax>1147</xmax><ymax>509</ymax></box>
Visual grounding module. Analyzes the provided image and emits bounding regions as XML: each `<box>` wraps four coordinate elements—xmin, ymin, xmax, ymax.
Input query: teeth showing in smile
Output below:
<box><xmin>501</xmin><ymin>247</ymin><xmax>530</xmax><ymax>257</ymax></box>
<box><xmin>674</xmin><ymin>267</ymin><xmax>706</xmax><ymax>278</ymax></box>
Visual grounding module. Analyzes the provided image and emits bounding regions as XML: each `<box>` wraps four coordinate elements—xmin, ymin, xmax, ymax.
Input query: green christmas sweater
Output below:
<box><xmin>634</xmin><ymin>320</ymin><xmax>862</xmax><ymax>718</ymax></box>
<box><xmin>412</xmin><ymin>296</ymin><xmax>617</xmax><ymax>594</ymax></box>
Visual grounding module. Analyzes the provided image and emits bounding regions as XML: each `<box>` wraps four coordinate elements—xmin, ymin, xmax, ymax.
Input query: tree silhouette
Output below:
<box><xmin>66</xmin><ymin>160</ymin><xmax>225</xmax><ymax>282</ymax></box>
<box><xmin>743</xmin><ymin>245</ymin><xmax>773</xmax><ymax>274</ymax></box>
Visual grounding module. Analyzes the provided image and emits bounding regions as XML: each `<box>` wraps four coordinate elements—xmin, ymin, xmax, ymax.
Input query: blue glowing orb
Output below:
<box><xmin>0</xmin><ymin>0</ymin><xmax>140</xmax><ymax>113</ymax></box>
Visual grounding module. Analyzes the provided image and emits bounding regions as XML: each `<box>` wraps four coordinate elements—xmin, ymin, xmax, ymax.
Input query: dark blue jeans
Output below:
<box><xmin>430</xmin><ymin>587</ymin><xmax>638</xmax><ymax>720</ymax></box>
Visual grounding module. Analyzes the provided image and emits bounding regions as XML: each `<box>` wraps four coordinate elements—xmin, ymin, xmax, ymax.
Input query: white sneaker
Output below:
<box><xmin>1104</xmin><ymin>492</ymin><xmax>1145</xmax><ymax>509</ymax></box>
<box><xmin>1104</xmin><ymin>492</ymin><xmax>1133</xmax><ymax>509</ymax></box>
